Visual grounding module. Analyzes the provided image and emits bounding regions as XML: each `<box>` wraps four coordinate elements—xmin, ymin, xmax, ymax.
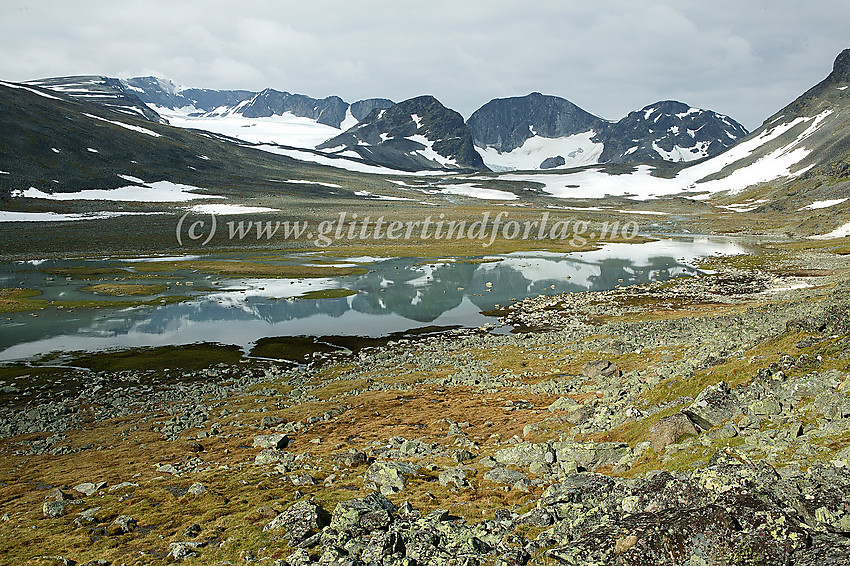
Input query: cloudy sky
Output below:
<box><xmin>1</xmin><ymin>0</ymin><xmax>847</xmax><ymax>129</ymax></box>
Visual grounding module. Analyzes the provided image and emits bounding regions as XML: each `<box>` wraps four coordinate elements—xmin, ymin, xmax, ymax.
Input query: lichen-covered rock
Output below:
<box><xmin>648</xmin><ymin>413</ymin><xmax>698</xmax><ymax>451</ymax></box>
<box><xmin>330</xmin><ymin>493</ymin><xmax>397</xmax><ymax>537</ymax></box>
<box><xmin>483</xmin><ymin>467</ymin><xmax>527</xmax><ymax>485</ymax></box>
<box><xmin>552</xmin><ymin>441</ymin><xmax>631</xmax><ymax>471</ymax></box>
<box><xmin>494</xmin><ymin>442</ymin><xmax>555</xmax><ymax>468</ymax></box>
<box><xmin>252</xmin><ymin>433</ymin><xmax>290</xmax><ymax>449</ymax></box>
<box><xmin>683</xmin><ymin>381</ymin><xmax>741</xmax><ymax>429</ymax></box>
<box><xmin>263</xmin><ymin>499</ymin><xmax>328</xmax><ymax>543</ymax></box>
<box><xmin>363</xmin><ymin>461</ymin><xmax>419</xmax><ymax>495</ymax></box>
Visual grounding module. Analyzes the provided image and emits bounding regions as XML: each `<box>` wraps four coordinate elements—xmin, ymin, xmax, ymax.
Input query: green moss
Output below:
<box><xmin>0</xmin><ymin>287</ymin><xmax>47</xmax><ymax>312</ymax></box>
<box><xmin>69</xmin><ymin>343</ymin><xmax>244</xmax><ymax>373</ymax></box>
<box><xmin>250</xmin><ymin>336</ymin><xmax>339</xmax><ymax>362</ymax></box>
<box><xmin>297</xmin><ymin>288</ymin><xmax>357</xmax><ymax>300</ymax></box>
<box><xmin>80</xmin><ymin>283</ymin><xmax>169</xmax><ymax>296</ymax></box>
<box><xmin>131</xmin><ymin>260</ymin><xmax>369</xmax><ymax>278</ymax></box>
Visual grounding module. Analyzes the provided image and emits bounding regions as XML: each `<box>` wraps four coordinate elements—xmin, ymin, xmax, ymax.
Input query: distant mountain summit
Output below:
<box><xmin>318</xmin><ymin>95</ymin><xmax>486</xmax><ymax>172</ymax></box>
<box><xmin>122</xmin><ymin>77</ymin><xmax>395</xmax><ymax>129</ymax></box>
<box><xmin>122</xmin><ymin>76</ymin><xmax>254</xmax><ymax>113</ymax></box>
<box><xmin>467</xmin><ymin>93</ymin><xmax>747</xmax><ymax>171</ymax></box>
<box><xmin>467</xmin><ymin>92</ymin><xmax>606</xmax><ymax>153</ymax></box>
<box><xmin>600</xmin><ymin>100</ymin><xmax>749</xmax><ymax>164</ymax></box>
<box><xmin>212</xmin><ymin>88</ymin><xmax>394</xmax><ymax>129</ymax></box>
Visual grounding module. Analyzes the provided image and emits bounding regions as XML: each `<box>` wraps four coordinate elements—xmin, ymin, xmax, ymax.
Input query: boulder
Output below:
<box><xmin>683</xmin><ymin>381</ymin><xmax>741</xmax><ymax>430</ymax></box>
<box><xmin>648</xmin><ymin>413</ymin><xmax>699</xmax><ymax>452</ymax></box>
<box><xmin>253</xmin><ymin>433</ymin><xmax>291</xmax><ymax>450</ymax></box>
<box><xmin>548</xmin><ymin>397</ymin><xmax>581</xmax><ymax>412</ymax></box>
<box><xmin>364</xmin><ymin>461</ymin><xmax>419</xmax><ymax>495</ymax></box>
<box><xmin>263</xmin><ymin>499</ymin><xmax>328</xmax><ymax>543</ymax></box>
<box><xmin>483</xmin><ymin>467</ymin><xmax>527</xmax><ymax>485</ymax></box>
<box><xmin>582</xmin><ymin>360</ymin><xmax>621</xmax><ymax>378</ymax></box>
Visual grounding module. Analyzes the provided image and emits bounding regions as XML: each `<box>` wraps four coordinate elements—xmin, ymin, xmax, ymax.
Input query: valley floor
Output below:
<box><xmin>1</xmin><ymin>238</ymin><xmax>849</xmax><ymax>564</ymax></box>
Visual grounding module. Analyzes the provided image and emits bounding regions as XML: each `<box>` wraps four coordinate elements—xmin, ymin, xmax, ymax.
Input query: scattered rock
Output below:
<box><xmin>109</xmin><ymin>515</ymin><xmax>137</xmax><ymax>535</ymax></box>
<box><xmin>253</xmin><ymin>433</ymin><xmax>291</xmax><ymax>450</ymax></box>
<box><xmin>186</xmin><ymin>482</ymin><xmax>206</xmax><ymax>495</ymax></box>
<box><xmin>73</xmin><ymin>482</ymin><xmax>106</xmax><ymax>496</ymax></box>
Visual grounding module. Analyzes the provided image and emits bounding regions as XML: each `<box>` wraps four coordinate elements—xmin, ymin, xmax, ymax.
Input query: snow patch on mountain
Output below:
<box><xmin>84</xmin><ymin>113</ymin><xmax>161</xmax><ymax>137</ymax></box>
<box><xmin>408</xmin><ymin>135</ymin><xmax>458</xmax><ymax>168</ymax></box>
<box><xmin>18</xmin><ymin>181</ymin><xmax>224</xmax><ymax>202</ymax></box>
<box><xmin>477</xmin><ymin>132</ymin><xmax>604</xmax><ymax>171</ymax></box>
<box><xmin>438</xmin><ymin>184</ymin><xmax>518</xmax><ymax>200</ymax></box>
<box><xmin>799</xmin><ymin>198</ymin><xmax>847</xmax><ymax>210</ymax></box>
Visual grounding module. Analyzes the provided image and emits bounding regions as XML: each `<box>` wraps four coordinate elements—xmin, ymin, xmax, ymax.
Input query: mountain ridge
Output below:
<box><xmin>317</xmin><ymin>95</ymin><xmax>487</xmax><ymax>172</ymax></box>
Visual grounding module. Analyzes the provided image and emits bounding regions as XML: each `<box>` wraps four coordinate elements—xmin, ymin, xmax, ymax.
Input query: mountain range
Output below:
<box><xmin>1</xmin><ymin>49</ymin><xmax>849</xmax><ymax>209</ymax></box>
<box><xmin>19</xmin><ymin>75</ymin><xmax>749</xmax><ymax>174</ymax></box>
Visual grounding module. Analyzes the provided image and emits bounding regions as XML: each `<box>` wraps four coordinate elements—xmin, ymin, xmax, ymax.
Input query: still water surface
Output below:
<box><xmin>0</xmin><ymin>237</ymin><xmax>748</xmax><ymax>361</ymax></box>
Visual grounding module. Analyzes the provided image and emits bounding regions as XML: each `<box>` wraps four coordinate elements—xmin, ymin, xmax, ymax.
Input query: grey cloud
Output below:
<box><xmin>1</xmin><ymin>0</ymin><xmax>848</xmax><ymax>129</ymax></box>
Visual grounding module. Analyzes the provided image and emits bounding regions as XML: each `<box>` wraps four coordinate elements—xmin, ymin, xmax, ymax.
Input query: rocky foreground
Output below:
<box><xmin>1</xmin><ymin>242</ymin><xmax>850</xmax><ymax>565</ymax></box>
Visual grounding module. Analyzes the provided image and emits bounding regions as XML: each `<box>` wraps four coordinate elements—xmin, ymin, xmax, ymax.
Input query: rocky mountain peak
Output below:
<box><xmin>467</xmin><ymin>92</ymin><xmax>606</xmax><ymax>153</ymax></box>
<box><xmin>827</xmin><ymin>48</ymin><xmax>850</xmax><ymax>85</ymax></box>
<box><xmin>318</xmin><ymin>95</ymin><xmax>486</xmax><ymax>171</ymax></box>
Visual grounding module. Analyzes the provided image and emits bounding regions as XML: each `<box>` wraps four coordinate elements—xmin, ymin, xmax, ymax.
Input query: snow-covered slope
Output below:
<box><xmin>153</xmin><ymin>105</ymin><xmax>350</xmax><ymax>149</ymax></box>
<box><xmin>491</xmin><ymin>103</ymin><xmax>837</xmax><ymax>200</ymax></box>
